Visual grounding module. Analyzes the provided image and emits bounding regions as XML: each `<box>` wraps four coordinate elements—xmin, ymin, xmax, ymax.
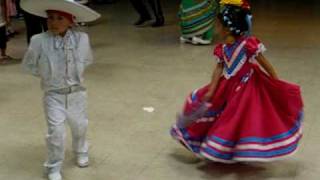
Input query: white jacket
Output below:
<box><xmin>22</xmin><ymin>30</ymin><xmax>93</xmax><ymax>91</ymax></box>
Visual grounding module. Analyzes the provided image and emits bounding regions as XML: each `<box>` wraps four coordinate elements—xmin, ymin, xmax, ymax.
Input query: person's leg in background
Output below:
<box><xmin>15</xmin><ymin>0</ymin><xmax>23</xmax><ymax>17</ymax></box>
<box><xmin>130</xmin><ymin>0</ymin><xmax>152</xmax><ymax>26</ymax></box>
<box><xmin>0</xmin><ymin>25</ymin><xmax>8</xmax><ymax>62</ymax></box>
<box><xmin>0</xmin><ymin>0</ymin><xmax>14</xmax><ymax>63</ymax></box>
<box><xmin>23</xmin><ymin>11</ymin><xmax>44</xmax><ymax>44</ymax></box>
<box><xmin>148</xmin><ymin>0</ymin><xmax>164</xmax><ymax>27</ymax></box>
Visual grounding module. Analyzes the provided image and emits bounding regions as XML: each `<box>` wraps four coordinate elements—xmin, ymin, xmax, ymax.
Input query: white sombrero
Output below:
<box><xmin>20</xmin><ymin>0</ymin><xmax>100</xmax><ymax>22</ymax></box>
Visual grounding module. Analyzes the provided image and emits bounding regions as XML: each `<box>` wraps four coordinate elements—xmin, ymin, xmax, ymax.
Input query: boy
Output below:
<box><xmin>20</xmin><ymin>0</ymin><xmax>100</xmax><ymax>179</ymax></box>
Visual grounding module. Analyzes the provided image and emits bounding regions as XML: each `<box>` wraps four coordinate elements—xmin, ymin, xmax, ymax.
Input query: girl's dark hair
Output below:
<box><xmin>217</xmin><ymin>5</ymin><xmax>250</xmax><ymax>36</ymax></box>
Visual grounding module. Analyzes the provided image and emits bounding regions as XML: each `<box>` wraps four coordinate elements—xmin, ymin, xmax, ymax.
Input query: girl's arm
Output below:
<box><xmin>202</xmin><ymin>63</ymin><xmax>224</xmax><ymax>101</ymax></box>
<box><xmin>256</xmin><ymin>53</ymin><xmax>279</xmax><ymax>79</ymax></box>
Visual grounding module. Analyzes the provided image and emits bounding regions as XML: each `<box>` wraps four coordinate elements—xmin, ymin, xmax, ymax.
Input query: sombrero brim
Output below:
<box><xmin>21</xmin><ymin>0</ymin><xmax>101</xmax><ymax>22</ymax></box>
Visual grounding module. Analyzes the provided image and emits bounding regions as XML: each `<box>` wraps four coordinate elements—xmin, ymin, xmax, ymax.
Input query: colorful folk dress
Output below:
<box><xmin>171</xmin><ymin>36</ymin><xmax>304</xmax><ymax>163</ymax></box>
<box><xmin>179</xmin><ymin>0</ymin><xmax>219</xmax><ymax>41</ymax></box>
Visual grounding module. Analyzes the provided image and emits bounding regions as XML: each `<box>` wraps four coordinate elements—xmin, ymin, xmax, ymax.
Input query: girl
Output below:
<box><xmin>171</xmin><ymin>3</ymin><xmax>304</xmax><ymax>163</ymax></box>
<box><xmin>179</xmin><ymin>0</ymin><xmax>219</xmax><ymax>45</ymax></box>
<box><xmin>21</xmin><ymin>0</ymin><xmax>100</xmax><ymax>179</ymax></box>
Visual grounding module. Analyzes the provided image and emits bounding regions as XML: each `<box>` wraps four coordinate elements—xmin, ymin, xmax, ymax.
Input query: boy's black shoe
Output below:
<box><xmin>134</xmin><ymin>18</ymin><xmax>152</xmax><ymax>26</ymax></box>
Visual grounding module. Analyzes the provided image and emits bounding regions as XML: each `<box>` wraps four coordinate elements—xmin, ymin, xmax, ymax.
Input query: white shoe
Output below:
<box><xmin>77</xmin><ymin>155</ymin><xmax>89</xmax><ymax>168</ymax></box>
<box><xmin>180</xmin><ymin>36</ymin><xmax>192</xmax><ymax>44</ymax></box>
<box><xmin>191</xmin><ymin>37</ymin><xmax>211</xmax><ymax>45</ymax></box>
<box><xmin>48</xmin><ymin>172</ymin><xmax>62</xmax><ymax>180</ymax></box>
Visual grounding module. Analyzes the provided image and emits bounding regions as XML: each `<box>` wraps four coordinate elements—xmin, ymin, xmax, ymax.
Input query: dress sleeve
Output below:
<box><xmin>213</xmin><ymin>44</ymin><xmax>224</xmax><ymax>63</ymax></box>
<box><xmin>246</xmin><ymin>36</ymin><xmax>266</xmax><ymax>62</ymax></box>
<box><xmin>21</xmin><ymin>35</ymin><xmax>41</xmax><ymax>76</ymax></box>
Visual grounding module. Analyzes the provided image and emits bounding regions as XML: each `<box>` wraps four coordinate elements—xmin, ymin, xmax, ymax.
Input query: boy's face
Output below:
<box><xmin>47</xmin><ymin>12</ymin><xmax>73</xmax><ymax>36</ymax></box>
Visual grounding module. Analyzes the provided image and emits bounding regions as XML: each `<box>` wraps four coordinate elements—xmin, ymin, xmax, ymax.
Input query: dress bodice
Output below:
<box><xmin>213</xmin><ymin>36</ymin><xmax>266</xmax><ymax>79</ymax></box>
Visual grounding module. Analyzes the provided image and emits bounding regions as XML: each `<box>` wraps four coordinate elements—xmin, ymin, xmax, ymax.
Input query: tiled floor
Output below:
<box><xmin>0</xmin><ymin>0</ymin><xmax>319</xmax><ymax>179</ymax></box>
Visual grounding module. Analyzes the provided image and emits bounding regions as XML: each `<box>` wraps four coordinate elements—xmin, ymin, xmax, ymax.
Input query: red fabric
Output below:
<box><xmin>186</xmin><ymin>37</ymin><xmax>303</xmax><ymax>140</ymax></box>
<box><xmin>172</xmin><ymin>36</ymin><xmax>303</xmax><ymax>161</ymax></box>
<box><xmin>213</xmin><ymin>44</ymin><xmax>224</xmax><ymax>63</ymax></box>
<box><xmin>46</xmin><ymin>10</ymin><xmax>74</xmax><ymax>23</ymax></box>
<box><xmin>245</xmin><ymin>36</ymin><xmax>262</xmax><ymax>58</ymax></box>
<box><xmin>183</xmin><ymin>65</ymin><xmax>303</xmax><ymax>141</ymax></box>
<box><xmin>241</xmin><ymin>0</ymin><xmax>251</xmax><ymax>10</ymax></box>
<box><xmin>214</xmin><ymin>36</ymin><xmax>263</xmax><ymax>62</ymax></box>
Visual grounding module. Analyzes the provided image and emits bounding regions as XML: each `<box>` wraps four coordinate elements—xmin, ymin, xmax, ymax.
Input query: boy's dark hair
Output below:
<box><xmin>217</xmin><ymin>5</ymin><xmax>250</xmax><ymax>36</ymax></box>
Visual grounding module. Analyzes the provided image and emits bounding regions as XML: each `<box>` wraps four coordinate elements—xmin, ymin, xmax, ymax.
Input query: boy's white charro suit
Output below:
<box><xmin>22</xmin><ymin>30</ymin><xmax>93</xmax><ymax>173</ymax></box>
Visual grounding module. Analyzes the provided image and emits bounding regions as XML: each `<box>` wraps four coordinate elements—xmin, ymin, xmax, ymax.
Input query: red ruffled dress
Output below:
<box><xmin>171</xmin><ymin>36</ymin><xmax>304</xmax><ymax>163</ymax></box>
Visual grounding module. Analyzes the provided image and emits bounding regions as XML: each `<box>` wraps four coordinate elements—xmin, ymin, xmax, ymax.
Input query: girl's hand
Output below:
<box><xmin>202</xmin><ymin>91</ymin><xmax>213</xmax><ymax>102</ymax></box>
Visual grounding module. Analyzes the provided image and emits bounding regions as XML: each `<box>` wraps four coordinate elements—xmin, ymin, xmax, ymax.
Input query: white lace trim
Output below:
<box><xmin>214</xmin><ymin>55</ymin><xmax>223</xmax><ymax>63</ymax></box>
<box><xmin>223</xmin><ymin>55</ymin><xmax>247</xmax><ymax>79</ymax></box>
<box><xmin>249</xmin><ymin>43</ymin><xmax>267</xmax><ymax>63</ymax></box>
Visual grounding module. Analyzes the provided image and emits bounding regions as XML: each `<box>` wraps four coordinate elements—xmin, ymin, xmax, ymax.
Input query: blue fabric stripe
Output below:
<box><xmin>224</xmin><ymin>40</ymin><xmax>242</xmax><ymax>59</ymax></box>
<box><xmin>204</xmin><ymin>110</ymin><xmax>220</xmax><ymax>117</ymax></box>
<box><xmin>222</xmin><ymin>39</ymin><xmax>246</xmax><ymax>76</ymax></box>
<box><xmin>209</xmin><ymin>112</ymin><xmax>303</xmax><ymax>146</ymax></box>
<box><xmin>179</xmin><ymin>128</ymin><xmax>203</xmax><ymax>141</ymax></box>
<box><xmin>238</xmin><ymin>121</ymin><xmax>301</xmax><ymax>144</ymax></box>
<box><xmin>189</xmin><ymin>145</ymin><xmax>201</xmax><ymax>153</ymax></box>
<box><xmin>225</xmin><ymin>50</ymin><xmax>246</xmax><ymax>75</ymax></box>
<box><xmin>202</xmin><ymin>146</ymin><xmax>233</xmax><ymax>160</ymax></box>
<box><xmin>191</xmin><ymin>90</ymin><xmax>197</xmax><ymax>102</ymax></box>
<box><xmin>171</xmin><ymin>126</ymin><xmax>203</xmax><ymax>142</ymax></box>
<box><xmin>182</xmin><ymin>12</ymin><xmax>215</xmax><ymax>28</ymax></box>
<box><xmin>210</xmin><ymin>136</ymin><xmax>236</xmax><ymax>147</ymax></box>
<box><xmin>235</xmin><ymin>143</ymin><xmax>298</xmax><ymax>158</ymax></box>
<box><xmin>171</xmin><ymin>127</ymin><xmax>201</xmax><ymax>153</ymax></box>
<box><xmin>202</xmin><ymin>142</ymin><xmax>298</xmax><ymax>160</ymax></box>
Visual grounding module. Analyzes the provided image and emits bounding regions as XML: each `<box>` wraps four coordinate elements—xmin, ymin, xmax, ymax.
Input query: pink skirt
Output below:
<box><xmin>171</xmin><ymin>65</ymin><xmax>304</xmax><ymax>163</ymax></box>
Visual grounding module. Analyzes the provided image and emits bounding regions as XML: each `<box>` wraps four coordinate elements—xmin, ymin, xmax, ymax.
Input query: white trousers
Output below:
<box><xmin>43</xmin><ymin>91</ymin><xmax>89</xmax><ymax>173</ymax></box>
